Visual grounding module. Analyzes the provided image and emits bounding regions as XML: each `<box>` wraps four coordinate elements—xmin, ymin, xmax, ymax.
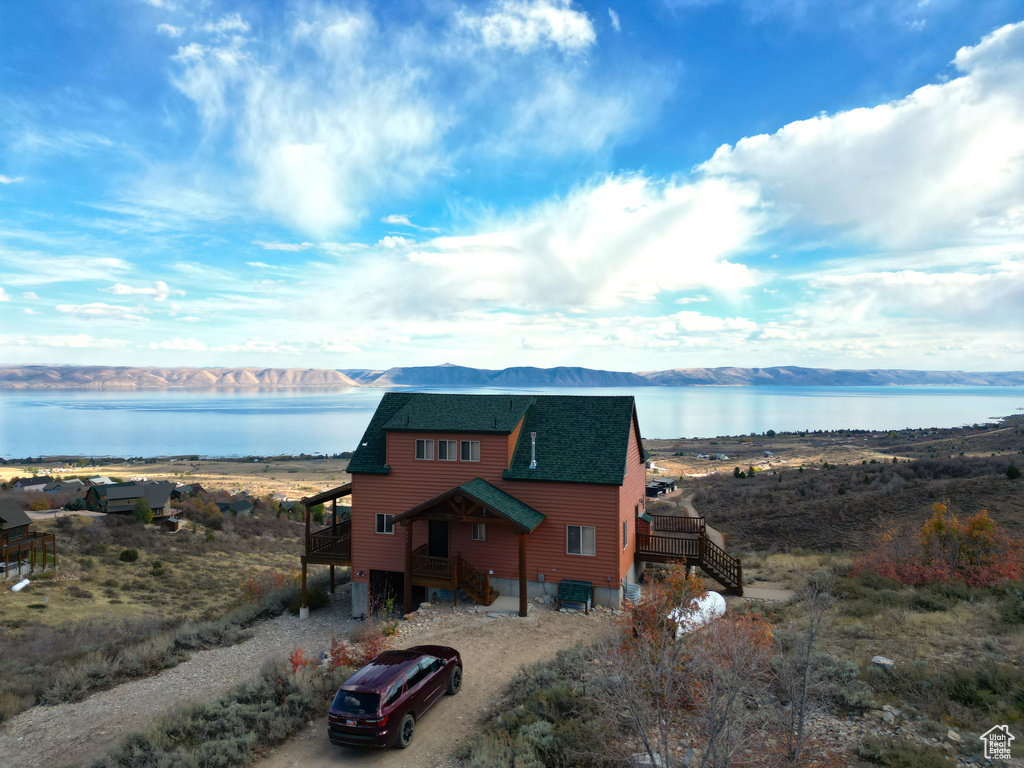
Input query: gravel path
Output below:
<box><xmin>0</xmin><ymin>584</ymin><xmax>358</xmax><ymax>768</ymax></box>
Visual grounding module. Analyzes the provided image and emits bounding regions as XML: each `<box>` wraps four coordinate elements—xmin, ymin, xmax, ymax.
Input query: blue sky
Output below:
<box><xmin>2</xmin><ymin>0</ymin><xmax>1024</xmax><ymax>372</ymax></box>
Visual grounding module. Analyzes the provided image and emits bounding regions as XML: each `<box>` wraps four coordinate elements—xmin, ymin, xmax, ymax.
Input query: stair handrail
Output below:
<box><xmin>456</xmin><ymin>553</ymin><xmax>490</xmax><ymax>600</ymax></box>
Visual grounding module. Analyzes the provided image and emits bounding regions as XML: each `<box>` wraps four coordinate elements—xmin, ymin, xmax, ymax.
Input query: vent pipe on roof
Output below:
<box><xmin>529</xmin><ymin>432</ymin><xmax>537</xmax><ymax>469</ymax></box>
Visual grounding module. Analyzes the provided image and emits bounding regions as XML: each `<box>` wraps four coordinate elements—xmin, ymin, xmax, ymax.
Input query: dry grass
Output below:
<box><xmin>0</xmin><ymin>515</ymin><xmax>303</xmax><ymax>629</ymax></box>
<box><xmin>0</xmin><ymin>457</ymin><xmax>352</xmax><ymax>500</ymax></box>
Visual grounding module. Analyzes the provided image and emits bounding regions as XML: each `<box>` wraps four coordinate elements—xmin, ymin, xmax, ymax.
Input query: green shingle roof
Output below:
<box><xmin>383</xmin><ymin>393</ymin><xmax>535</xmax><ymax>433</ymax></box>
<box><xmin>344</xmin><ymin>392</ymin><xmax>414</xmax><ymax>475</ymax></box>
<box><xmin>503</xmin><ymin>395</ymin><xmax>639</xmax><ymax>485</ymax></box>
<box><xmin>391</xmin><ymin>477</ymin><xmax>545</xmax><ymax>532</ymax></box>
<box><xmin>347</xmin><ymin>392</ymin><xmax>643</xmax><ymax>486</ymax></box>
<box><xmin>457</xmin><ymin>478</ymin><xmax>545</xmax><ymax>532</ymax></box>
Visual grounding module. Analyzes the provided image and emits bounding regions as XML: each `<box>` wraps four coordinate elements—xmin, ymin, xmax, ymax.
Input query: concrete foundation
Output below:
<box><xmin>299</xmin><ymin>606</ymin><xmax>309</xmax><ymax>619</ymax></box>
<box><xmin>351</xmin><ymin>581</ymin><xmax>369</xmax><ymax>619</ymax></box>
<box><xmin>489</xmin><ymin>576</ymin><xmax>625</xmax><ymax>608</ymax></box>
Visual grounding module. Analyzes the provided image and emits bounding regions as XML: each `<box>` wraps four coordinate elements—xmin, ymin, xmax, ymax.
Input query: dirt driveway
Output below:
<box><xmin>255</xmin><ymin>606</ymin><xmax>616</xmax><ymax>768</ymax></box>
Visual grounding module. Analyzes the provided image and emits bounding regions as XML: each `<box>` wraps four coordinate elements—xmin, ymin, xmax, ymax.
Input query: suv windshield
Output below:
<box><xmin>332</xmin><ymin>689</ymin><xmax>380</xmax><ymax>716</ymax></box>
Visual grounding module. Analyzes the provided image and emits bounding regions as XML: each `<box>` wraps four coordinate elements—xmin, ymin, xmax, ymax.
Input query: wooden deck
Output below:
<box><xmin>1</xmin><ymin>532</ymin><xmax>57</xmax><ymax>578</ymax></box>
<box><xmin>636</xmin><ymin>515</ymin><xmax>742</xmax><ymax>595</ymax></box>
<box><xmin>302</xmin><ymin>520</ymin><xmax>351</xmax><ymax>566</ymax></box>
<box><xmin>409</xmin><ymin>545</ymin><xmax>498</xmax><ymax>605</ymax></box>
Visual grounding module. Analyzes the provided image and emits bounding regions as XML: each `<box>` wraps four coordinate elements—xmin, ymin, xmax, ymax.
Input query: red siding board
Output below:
<box><xmin>351</xmin><ymin>428</ymin><xmax>634</xmax><ymax>589</ymax></box>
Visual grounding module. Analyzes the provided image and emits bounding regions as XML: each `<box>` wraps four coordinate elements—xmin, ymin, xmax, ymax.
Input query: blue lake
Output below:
<box><xmin>1</xmin><ymin>385</ymin><xmax>1023</xmax><ymax>459</ymax></box>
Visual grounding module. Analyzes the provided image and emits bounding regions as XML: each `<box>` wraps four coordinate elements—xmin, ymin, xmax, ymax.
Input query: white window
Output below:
<box><xmin>376</xmin><ymin>513</ymin><xmax>394</xmax><ymax>534</ymax></box>
<box><xmin>460</xmin><ymin>440</ymin><xmax>481</xmax><ymax>461</ymax></box>
<box><xmin>472</xmin><ymin>523</ymin><xmax>486</xmax><ymax>541</ymax></box>
<box><xmin>567</xmin><ymin>525</ymin><xmax>596</xmax><ymax>556</ymax></box>
<box><xmin>415</xmin><ymin>439</ymin><xmax>434</xmax><ymax>460</ymax></box>
<box><xmin>623</xmin><ymin>519</ymin><xmax>628</xmax><ymax>549</ymax></box>
<box><xmin>438</xmin><ymin>440</ymin><xmax>458</xmax><ymax>461</ymax></box>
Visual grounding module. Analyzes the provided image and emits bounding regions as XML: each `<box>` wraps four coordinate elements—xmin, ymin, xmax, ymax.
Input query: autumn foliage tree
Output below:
<box><xmin>854</xmin><ymin>501</ymin><xmax>1024</xmax><ymax>587</ymax></box>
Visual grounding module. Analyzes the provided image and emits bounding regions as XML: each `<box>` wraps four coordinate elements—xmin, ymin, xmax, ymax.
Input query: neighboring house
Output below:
<box><xmin>11</xmin><ymin>476</ymin><xmax>53</xmax><ymax>492</ymax></box>
<box><xmin>216</xmin><ymin>499</ymin><xmax>255</xmax><ymax>517</ymax></box>
<box><xmin>43</xmin><ymin>478</ymin><xmax>86</xmax><ymax>494</ymax></box>
<box><xmin>87</xmin><ymin>476</ymin><xmax>115</xmax><ymax>485</ymax></box>
<box><xmin>85</xmin><ymin>481</ymin><xmax>174</xmax><ymax>516</ymax></box>
<box><xmin>298</xmin><ymin>393</ymin><xmax>742</xmax><ymax>620</ymax></box>
<box><xmin>170</xmin><ymin>482</ymin><xmax>205</xmax><ymax>499</ymax></box>
<box><xmin>0</xmin><ymin>498</ymin><xmax>56</xmax><ymax>579</ymax></box>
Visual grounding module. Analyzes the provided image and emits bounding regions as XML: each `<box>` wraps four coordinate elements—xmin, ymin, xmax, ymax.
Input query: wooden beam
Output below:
<box><xmin>518</xmin><ymin>534</ymin><xmax>527</xmax><ymax>618</ymax></box>
<box><xmin>404</xmin><ymin>520</ymin><xmax>413</xmax><ymax>615</ymax></box>
<box><xmin>301</xmin><ymin>561</ymin><xmax>307</xmax><ymax>609</ymax></box>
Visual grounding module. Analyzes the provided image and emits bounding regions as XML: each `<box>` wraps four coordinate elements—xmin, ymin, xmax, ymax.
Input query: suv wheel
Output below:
<box><xmin>447</xmin><ymin>665</ymin><xmax>463</xmax><ymax>695</ymax></box>
<box><xmin>396</xmin><ymin>713</ymin><xmax>415</xmax><ymax>748</ymax></box>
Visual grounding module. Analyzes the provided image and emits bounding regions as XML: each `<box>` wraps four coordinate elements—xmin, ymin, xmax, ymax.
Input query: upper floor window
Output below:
<box><xmin>567</xmin><ymin>525</ymin><xmax>596</xmax><ymax>556</ymax></box>
<box><xmin>376</xmin><ymin>513</ymin><xmax>395</xmax><ymax>534</ymax></box>
<box><xmin>623</xmin><ymin>519</ymin><xmax>628</xmax><ymax>550</ymax></box>
<box><xmin>415</xmin><ymin>439</ymin><xmax>434</xmax><ymax>460</ymax></box>
<box><xmin>460</xmin><ymin>440</ymin><xmax>481</xmax><ymax>462</ymax></box>
<box><xmin>472</xmin><ymin>523</ymin><xmax>486</xmax><ymax>541</ymax></box>
<box><xmin>438</xmin><ymin>440</ymin><xmax>458</xmax><ymax>461</ymax></box>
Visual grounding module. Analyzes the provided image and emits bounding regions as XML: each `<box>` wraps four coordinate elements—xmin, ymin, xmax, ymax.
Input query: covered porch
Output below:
<box><xmin>392</xmin><ymin>478</ymin><xmax>545</xmax><ymax>618</ymax></box>
<box><xmin>299</xmin><ymin>483</ymin><xmax>352</xmax><ymax>616</ymax></box>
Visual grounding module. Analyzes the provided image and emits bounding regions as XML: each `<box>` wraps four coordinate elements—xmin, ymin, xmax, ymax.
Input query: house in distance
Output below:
<box><xmin>298</xmin><ymin>392</ymin><xmax>742</xmax><ymax>618</ymax></box>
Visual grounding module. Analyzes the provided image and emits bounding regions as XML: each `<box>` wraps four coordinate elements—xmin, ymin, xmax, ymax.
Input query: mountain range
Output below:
<box><xmin>2</xmin><ymin>363</ymin><xmax>1023</xmax><ymax>389</ymax></box>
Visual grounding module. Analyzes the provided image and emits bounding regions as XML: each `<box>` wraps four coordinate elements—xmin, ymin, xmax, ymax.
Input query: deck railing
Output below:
<box><xmin>456</xmin><ymin>553</ymin><xmax>490</xmax><ymax>601</ymax></box>
<box><xmin>306</xmin><ymin>520</ymin><xmax>351</xmax><ymax>559</ymax></box>
<box><xmin>1</xmin><ymin>532</ymin><xmax>56</xmax><ymax>575</ymax></box>
<box><xmin>411</xmin><ymin>544</ymin><xmax>452</xmax><ymax>580</ymax></box>
<box><xmin>650</xmin><ymin>515</ymin><xmax>705</xmax><ymax>535</ymax></box>
<box><xmin>636</xmin><ymin>533</ymin><xmax>700</xmax><ymax>560</ymax></box>
<box><xmin>699</xmin><ymin>536</ymin><xmax>742</xmax><ymax>590</ymax></box>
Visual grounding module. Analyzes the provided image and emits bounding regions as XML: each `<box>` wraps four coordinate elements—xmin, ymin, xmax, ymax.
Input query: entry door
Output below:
<box><xmin>428</xmin><ymin>520</ymin><xmax>449</xmax><ymax>559</ymax></box>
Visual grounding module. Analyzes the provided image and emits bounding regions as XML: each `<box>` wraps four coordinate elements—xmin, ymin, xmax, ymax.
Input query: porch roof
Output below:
<box><xmin>392</xmin><ymin>477</ymin><xmax>545</xmax><ymax>533</ymax></box>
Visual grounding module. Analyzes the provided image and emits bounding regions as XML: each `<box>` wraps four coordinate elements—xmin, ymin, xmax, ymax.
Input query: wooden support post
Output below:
<box><xmin>404</xmin><ymin>521</ymin><xmax>413</xmax><ymax>616</ymax></box>
<box><xmin>330</xmin><ymin>564</ymin><xmax>336</xmax><ymax>594</ymax></box>
<box><xmin>301</xmin><ymin>561</ymin><xmax>307</xmax><ymax>608</ymax></box>
<box><xmin>52</xmin><ymin>534</ymin><xmax>56</xmax><ymax>573</ymax></box>
<box><xmin>41</xmin><ymin>537</ymin><xmax>47</xmax><ymax>573</ymax></box>
<box><xmin>332</xmin><ymin>498</ymin><xmax>337</xmax><ymax>527</ymax></box>
<box><xmin>518</xmin><ymin>533</ymin><xmax>528</xmax><ymax>618</ymax></box>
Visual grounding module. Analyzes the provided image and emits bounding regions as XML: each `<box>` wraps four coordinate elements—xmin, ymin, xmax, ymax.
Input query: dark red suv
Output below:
<box><xmin>328</xmin><ymin>645</ymin><xmax>462</xmax><ymax>749</ymax></box>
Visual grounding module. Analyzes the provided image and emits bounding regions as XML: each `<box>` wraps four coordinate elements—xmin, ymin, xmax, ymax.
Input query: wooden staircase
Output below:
<box><xmin>410</xmin><ymin>546</ymin><xmax>499</xmax><ymax>606</ymax></box>
<box><xmin>456</xmin><ymin>554</ymin><xmax>499</xmax><ymax>606</ymax></box>
<box><xmin>636</xmin><ymin>515</ymin><xmax>743</xmax><ymax>595</ymax></box>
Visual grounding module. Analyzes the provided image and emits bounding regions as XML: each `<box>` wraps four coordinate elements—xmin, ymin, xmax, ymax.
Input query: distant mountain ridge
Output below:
<box><xmin>2</xmin><ymin>363</ymin><xmax>1023</xmax><ymax>389</ymax></box>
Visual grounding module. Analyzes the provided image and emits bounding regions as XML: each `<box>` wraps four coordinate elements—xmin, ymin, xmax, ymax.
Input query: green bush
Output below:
<box><xmin>457</xmin><ymin>648</ymin><xmax>612</xmax><ymax>768</ymax></box>
<box><xmin>89</xmin><ymin>659</ymin><xmax>347</xmax><ymax>768</ymax></box>
<box><xmin>1008</xmin><ymin>464</ymin><xmax>1021</xmax><ymax>480</ymax></box>
<box><xmin>118</xmin><ymin>549</ymin><xmax>138</xmax><ymax>563</ymax></box>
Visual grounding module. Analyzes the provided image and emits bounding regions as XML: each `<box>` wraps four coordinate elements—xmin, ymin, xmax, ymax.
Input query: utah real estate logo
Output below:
<box><xmin>980</xmin><ymin>725</ymin><xmax>1014</xmax><ymax>760</ymax></box>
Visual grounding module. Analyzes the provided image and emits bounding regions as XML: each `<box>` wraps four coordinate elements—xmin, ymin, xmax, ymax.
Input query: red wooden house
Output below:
<box><xmin>298</xmin><ymin>393</ymin><xmax>741</xmax><ymax>618</ymax></box>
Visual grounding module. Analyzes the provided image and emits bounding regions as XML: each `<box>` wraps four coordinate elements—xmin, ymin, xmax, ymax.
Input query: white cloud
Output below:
<box><xmin>101</xmin><ymin>280</ymin><xmax>183</xmax><ymax>301</ymax></box>
<box><xmin>378</xmin><ymin>236</ymin><xmax>414</xmax><ymax>249</ymax></box>
<box><xmin>0</xmin><ymin>254</ymin><xmax>130</xmax><ymax>285</ymax></box>
<box><xmin>701</xmin><ymin>21</ymin><xmax>1024</xmax><ymax>250</ymax></box>
<box><xmin>171</xmin><ymin>10</ymin><xmax>443</xmax><ymax>236</ymax></box>
<box><xmin>56</xmin><ymin>303</ymin><xmax>149</xmax><ymax>321</ymax></box>
<box><xmin>253</xmin><ymin>241</ymin><xmax>313</xmax><ymax>251</ymax></box>
<box><xmin>0</xmin><ymin>175</ymin><xmax>25</xmax><ymax>184</ymax></box>
<box><xmin>0</xmin><ymin>287</ymin><xmax>9</xmax><ymax>301</ymax></box>
<box><xmin>381</xmin><ymin>214</ymin><xmax>440</xmax><ymax>233</ymax></box>
<box><xmin>675</xmin><ymin>294</ymin><xmax>710</xmax><ymax>304</ymax></box>
<box><xmin>149</xmin><ymin>338</ymin><xmax>208</xmax><ymax>351</ymax></box>
<box><xmin>202</xmin><ymin>13</ymin><xmax>250</xmax><ymax>36</ymax></box>
<box><xmin>299</xmin><ymin>173</ymin><xmax>765</xmax><ymax>328</ymax></box>
<box><xmin>22</xmin><ymin>291</ymin><xmax>38</xmax><ymax>300</ymax></box>
<box><xmin>608</xmin><ymin>8</ymin><xmax>621</xmax><ymax>31</ymax></box>
<box><xmin>157</xmin><ymin>23</ymin><xmax>183</xmax><ymax>37</ymax></box>
<box><xmin>456</xmin><ymin>0</ymin><xmax>597</xmax><ymax>54</ymax></box>
<box><xmin>0</xmin><ymin>333</ymin><xmax>128</xmax><ymax>349</ymax></box>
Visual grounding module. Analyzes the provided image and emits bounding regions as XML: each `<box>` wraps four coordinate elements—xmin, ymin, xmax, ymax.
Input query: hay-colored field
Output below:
<box><xmin>0</xmin><ymin>458</ymin><xmax>352</xmax><ymax>501</ymax></box>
